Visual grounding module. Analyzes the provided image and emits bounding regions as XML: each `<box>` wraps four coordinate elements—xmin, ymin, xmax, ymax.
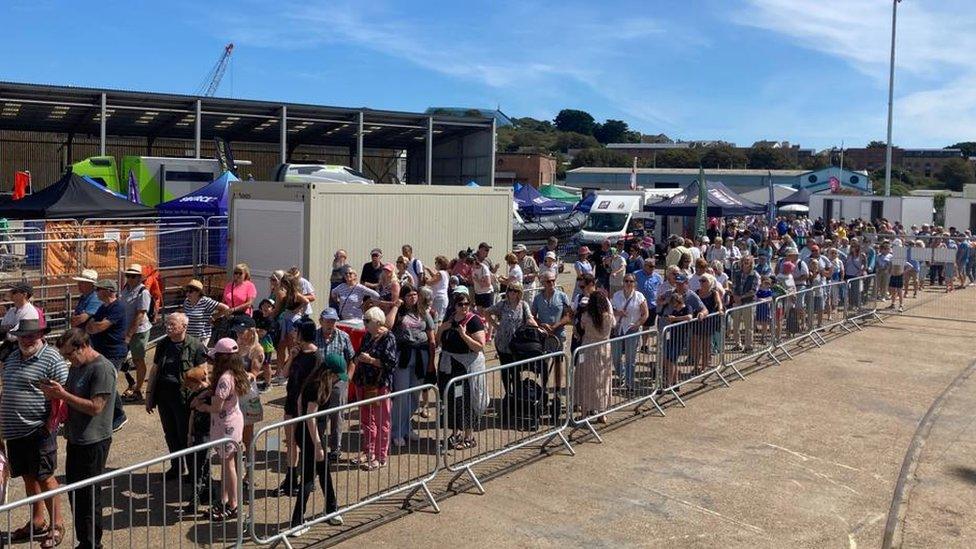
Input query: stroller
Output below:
<box><xmin>504</xmin><ymin>326</ymin><xmax>562</xmax><ymax>430</ymax></box>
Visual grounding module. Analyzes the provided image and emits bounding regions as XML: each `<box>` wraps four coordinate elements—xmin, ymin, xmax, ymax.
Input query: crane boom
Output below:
<box><xmin>196</xmin><ymin>43</ymin><xmax>234</xmax><ymax>97</ymax></box>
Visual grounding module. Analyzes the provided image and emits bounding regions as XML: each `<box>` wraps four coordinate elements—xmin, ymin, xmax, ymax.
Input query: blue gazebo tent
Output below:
<box><xmin>645</xmin><ymin>179</ymin><xmax>766</xmax><ymax>217</ymax></box>
<box><xmin>513</xmin><ymin>183</ymin><xmax>573</xmax><ymax>217</ymax></box>
<box><xmin>156</xmin><ymin>171</ymin><xmax>238</xmax><ymax>216</ymax></box>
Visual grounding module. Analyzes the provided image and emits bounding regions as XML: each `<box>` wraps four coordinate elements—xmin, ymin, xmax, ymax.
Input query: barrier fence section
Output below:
<box><xmin>656</xmin><ymin>311</ymin><xmax>728</xmax><ymax>407</ymax></box>
<box><xmin>845</xmin><ymin>274</ymin><xmax>881</xmax><ymax>329</ymax></box>
<box><xmin>569</xmin><ymin>329</ymin><xmax>662</xmax><ymax>442</ymax></box>
<box><xmin>248</xmin><ymin>384</ymin><xmax>442</xmax><ymax>546</ymax></box>
<box><xmin>723</xmin><ymin>299</ymin><xmax>779</xmax><ymax>370</ymax></box>
<box><xmin>441</xmin><ymin>351</ymin><xmax>574</xmax><ymax>494</ymax></box>
<box><xmin>0</xmin><ymin>438</ymin><xmax>243</xmax><ymax>549</ymax></box>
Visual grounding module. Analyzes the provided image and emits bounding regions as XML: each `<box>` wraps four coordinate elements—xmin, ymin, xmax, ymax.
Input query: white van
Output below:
<box><xmin>575</xmin><ymin>189</ymin><xmax>679</xmax><ymax>246</ymax></box>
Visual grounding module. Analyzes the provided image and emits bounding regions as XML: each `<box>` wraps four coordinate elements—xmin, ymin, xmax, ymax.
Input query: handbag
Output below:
<box><xmin>241</xmin><ymin>379</ymin><xmax>264</xmax><ymax>424</ymax></box>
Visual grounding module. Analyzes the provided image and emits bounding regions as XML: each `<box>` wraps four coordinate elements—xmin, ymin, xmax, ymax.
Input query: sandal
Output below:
<box><xmin>463</xmin><ymin>438</ymin><xmax>477</xmax><ymax>449</ymax></box>
<box><xmin>40</xmin><ymin>524</ymin><xmax>64</xmax><ymax>548</ymax></box>
<box><xmin>206</xmin><ymin>503</ymin><xmax>227</xmax><ymax>522</ymax></box>
<box><xmin>121</xmin><ymin>389</ymin><xmax>144</xmax><ymax>403</ymax></box>
<box><xmin>10</xmin><ymin>521</ymin><xmax>48</xmax><ymax>541</ymax></box>
<box><xmin>350</xmin><ymin>455</ymin><xmax>371</xmax><ymax>466</ymax></box>
<box><xmin>360</xmin><ymin>460</ymin><xmax>381</xmax><ymax>471</ymax></box>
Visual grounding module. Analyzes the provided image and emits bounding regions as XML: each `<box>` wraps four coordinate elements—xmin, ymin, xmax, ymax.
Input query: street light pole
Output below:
<box><xmin>883</xmin><ymin>0</ymin><xmax>901</xmax><ymax>197</ymax></box>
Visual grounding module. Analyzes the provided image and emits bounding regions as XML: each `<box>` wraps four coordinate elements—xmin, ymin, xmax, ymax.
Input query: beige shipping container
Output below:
<box><xmin>227</xmin><ymin>181</ymin><xmax>513</xmax><ymax>298</ymax></box>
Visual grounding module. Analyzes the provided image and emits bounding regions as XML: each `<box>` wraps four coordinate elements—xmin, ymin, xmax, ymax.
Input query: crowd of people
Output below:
<box><xmin>0</xmin><ymin>214</ymin><xmax>972</xmax><ymax>545</ymax></box>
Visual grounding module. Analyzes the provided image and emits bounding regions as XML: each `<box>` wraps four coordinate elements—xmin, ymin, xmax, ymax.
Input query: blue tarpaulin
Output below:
<box><xmin>574</xmin><ymin>192</ymin><xmax>596</xmax><ymax>213</ymax></box>
<box><xmin>513</xmin><ymin>183</ymin><xmax>572</xmax><ymax>217</ymax></box>
<box><xmin>156</xmin><ymin>171</ymin><xmax>238</xmax><ymax>216</ymax></box>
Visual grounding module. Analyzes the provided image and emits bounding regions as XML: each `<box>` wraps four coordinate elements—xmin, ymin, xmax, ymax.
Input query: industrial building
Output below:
<box><xmin>494</xmin><ymin>152</ymin><xmax>557</xmax><ymax>187</ymax></box>
<box><xmin>0</xmin><ymin>81</ymin><xmax>497</xmax><ymax>190</ymax></box>
<box><xmin>565</xmin><ymin>167</ymin><xmax>871</xmax><ymax>195</ymax></box>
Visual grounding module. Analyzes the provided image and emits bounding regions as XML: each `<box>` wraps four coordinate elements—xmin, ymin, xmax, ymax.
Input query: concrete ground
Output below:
<box><xmin>0</xmin><ymin>283</ymin><xmax>972</xmax><ymax>548</ymax></box>
<box><xmin>331</xmin><ymin>287</ymin><xmax>976</xmax><ymax>549</ymax></box>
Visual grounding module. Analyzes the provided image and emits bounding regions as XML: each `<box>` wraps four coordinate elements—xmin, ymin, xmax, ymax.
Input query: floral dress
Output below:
<box><xmin>211</xmin><ymin>371</ymin><xmax>244</xmax><ymax>458</ymax></box>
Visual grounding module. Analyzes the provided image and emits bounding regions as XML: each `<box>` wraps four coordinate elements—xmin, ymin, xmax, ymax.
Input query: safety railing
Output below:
<box><xmin>0</xmin><ymin>437</ymin><xmax>243</xmax><ymax>548</ymax></box>
<box><xmin>656</xmin><ymin>311</ymin><xmax>729</xmax><ymax>407</ymax></box>
<box><xmin>569</xmin><ymin>329</ymin><xmax>662</xmax><ymax>442</ymax></box>
<box><xmin>723</xmin><ymin>299</ymin><xmax>778</xmax><ymax>369</ymax></box>
<box><xmin>248</xmin><ymin>384</ymin><xmax>441</xmax><ymax>545</ymax></box>
<box><xmin>844</xmin><ymin>274</ymin><xmax>881</xmax><ymax>329</ymax></box>
<box><xmin>441</xmin><ymin>350</ymin><xmax>574</xmax><ymax>494</ymax></box>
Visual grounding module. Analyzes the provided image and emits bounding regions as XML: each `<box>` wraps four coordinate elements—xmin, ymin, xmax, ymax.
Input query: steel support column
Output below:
<box><xmin>356</xmin><ymin>111</ymin><xmax>364</xmax><ymax>173</ymax></box>
<box><xmin>426</xmin><ymin>116</ymin><xmax>434</xmax><ymax>185</ymax></box>
<box><xmin>280</xmin><ymin>105</ymin><xmax>288</xmax><ymax>164</ymax></box>
<box><xmin>195</xmin><ymin>99</ymin><xmax>202</xmax><ymax>159</ymax></box>
<box><xmin>490</xmin><ymin>117</ymin><xmax>496</xmax><ymax>188</ymax></box>
<box><xmin>99</xmin><ymin>93</ymin><xmax>106</xmax><ymax>156</ymax></box>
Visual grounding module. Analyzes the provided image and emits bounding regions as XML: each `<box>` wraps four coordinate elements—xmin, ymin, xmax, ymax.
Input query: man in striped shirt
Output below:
<box><xmin>0</xmin><ymin>318</ymin><xmax>68</xmax><ymax>544</ymax></box>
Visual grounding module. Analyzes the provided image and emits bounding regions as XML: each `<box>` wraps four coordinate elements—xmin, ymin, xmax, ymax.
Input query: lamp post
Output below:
<box><xmin>883</xmin><ymin>0</ymin><xmax>902</xmax><ymax>197</ymax></box>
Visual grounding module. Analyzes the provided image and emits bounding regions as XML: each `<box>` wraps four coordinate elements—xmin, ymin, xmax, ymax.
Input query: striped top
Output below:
<box><xmin>182</xmin><ymin>297</ymin><xmax>219</xmax><ymax>341</ymax></box>
<box><xmin>0</xmin><ymin>344</ymin><xmax>69</xmax><ymax>440</ymax></box>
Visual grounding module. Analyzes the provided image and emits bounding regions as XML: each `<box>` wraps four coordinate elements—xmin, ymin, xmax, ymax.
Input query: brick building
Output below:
<box><xmin>494</xmin><ymin>152</ymin><xmax>557</xmax><ymax>187</ymax></box>
<box><xmin>834</xmin><ymin>147</ymin><xmax>964</xmax><ymax>177</ymax></box>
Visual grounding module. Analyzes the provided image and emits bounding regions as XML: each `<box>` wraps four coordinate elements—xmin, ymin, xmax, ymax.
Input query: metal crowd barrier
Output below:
<box><xmin>845</xmin><ymin>274</ymin><xmax>881</xmax><ymax>329</ymax></box>
<box><xmin>0</xmin><ymin>437</ymin><xmax>243</xmax><ymax>548</ymax></box>
<box><xmin>248</xmin><ymin>384</ymin><xmax>441</xmax><ymax>545</ymax></box>
<box><xmin>569</xmin><ymin>329</ymin><xmax>662</xmax><ymax>442</ymax></box>
<box><xmin>723</xmin><ymin>300</ymin><xmax>778</xmax><ymax>370</ymax></box>
<box><xmin>657</xmin><ymin>311</ymin><xmax>729</xmax><ymax>407</ymax></box>
<box><xmin>441</xmin><ymin>351</ymin><xmax>574</xmax><ymax>494</ymax></box>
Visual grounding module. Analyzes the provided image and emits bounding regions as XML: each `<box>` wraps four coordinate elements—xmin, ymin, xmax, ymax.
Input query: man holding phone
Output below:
<box><xmin>0</xmin><ymin>318</ymin><xmax>68</xmax><ymax>546</ymax></box>
<box><xmin>40</xmin><ymin>328</ymin><xmax>115</xmax><ymax>549</ymax></box>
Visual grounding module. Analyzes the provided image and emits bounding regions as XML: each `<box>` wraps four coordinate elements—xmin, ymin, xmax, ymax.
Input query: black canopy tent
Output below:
<box><xmin>645</xmin><ymin>179</ymin><xmax>767</xmax><ymax>217</ymax></box>
<box><xmin>776</xmin><ymin>186</ymin><xmax>813</xmax><ymax>207</ymax></box>
<box><xmin>0</xmin><ymin>172</ymin><xmax>155</xmax><ymax>219</ymax></box>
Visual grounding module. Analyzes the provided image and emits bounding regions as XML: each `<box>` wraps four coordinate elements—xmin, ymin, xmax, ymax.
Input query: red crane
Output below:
<box><xmin>195</xmin><ymin>43</ymin><xmax>234</xmax><ymax>97</ymax></box>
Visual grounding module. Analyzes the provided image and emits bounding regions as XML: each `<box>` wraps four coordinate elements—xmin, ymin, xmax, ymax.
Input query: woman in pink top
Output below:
<box><xmin>223</xmin><ymin>263</ymin><xmax>257</xmax><ymax>316</ymax></box>
<box><xmin>192</xmin><ymin>338</ymin><xmax>248</xmax><ymax>521</ymax></box>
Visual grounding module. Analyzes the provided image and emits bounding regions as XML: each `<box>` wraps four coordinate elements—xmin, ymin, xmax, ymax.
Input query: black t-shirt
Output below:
<box><xmin>91</xmin><ymin>300</ymin><xmax>126</xmax><ymax>359</ymax></box>
<box><xmin>592</xmin><ymin>249</ymin><xmax>608</xmax><ymax>279</ymax></box>
<box><xmin>440</xmin><ymin>315</ymin><xmax>485</xmax><ymax>354</ymax></box>
<box><xmin>361</xmin><ymin>262</ymin><xmax>383</xmax><ymax>286</ymax></box>
<box><xmin>286</xmin><ymin>350</ymin><xmax>319</xmax><ymax>414</ymax></box>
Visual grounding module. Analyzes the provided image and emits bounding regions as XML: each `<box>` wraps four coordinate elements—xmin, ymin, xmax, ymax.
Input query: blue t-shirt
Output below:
<box><xmin>74</xmin><ymin>291</ymin><xmax>103</xmax><ymax>317</ymax></box>
<box><xmin>531</xmin><ymin>289</ymin><xmax>571</xmax><ymax>338</ymax></box>
<box><xmin>634</xmin><ymin>270</ymin><xmax>663</xmax><ymax>306</ymax></box>
<box><xmin>91</xmin><ymin>300</ymin><xmax>127</xmax><ymax>359</ymax></box>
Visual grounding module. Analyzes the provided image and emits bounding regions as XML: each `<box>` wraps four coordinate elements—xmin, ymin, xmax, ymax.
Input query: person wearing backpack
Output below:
<box><xmin>484</xmin><ymin>282</ymin><xmax>537</xmax><ymax>399</ymax></box>
<box><xmin>121</xmin><ymin>265</ymin><xmax>153</xmax><ymax>404</ymax></box>
<box><xmin>402</xmin><ymin>244</ymin><xmax>427</xmax><ymax>287</ymax></box>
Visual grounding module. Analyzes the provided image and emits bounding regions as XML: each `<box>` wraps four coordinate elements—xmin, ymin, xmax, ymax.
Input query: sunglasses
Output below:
<box><xmin>233</xmin><ymin>270</ymin><xmax>243</xmax><ymax>275</ymax></box>
<box><xmin>624</xmin><ymin>279</ymin><xmax>636</xmax><ymax>283</ymax></box>
<box><xmin>371</xmin><ymin>253</ymin><xmax>380</xmax><ymax>257</ymax></box>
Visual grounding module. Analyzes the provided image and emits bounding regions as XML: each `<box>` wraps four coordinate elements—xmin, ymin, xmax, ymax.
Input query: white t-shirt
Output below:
<box><xmin>689</xmin><ymin>246</ymin><xmax>702</xmax><ymax>263</ymax></box>
<box><xmin>1</xmin><ymin>302</ymin><xmax>40</xmax><ymax>341</ymax></box>
<box><xmin>430</xmin><ymin>270</ymin><xmax>449</xmax><ymax>300</ymax></box>
<box><xmin>610</xmin><ymin>255</ymin><xmax>627</xmax><ymax>288</ymax></box>
<box><xmin>507</xmin><ymin>264</ymin><xmax>524</xmax><ymax>285</ymax></box>
<box><xmin>611</xmin><ymin>290</ymin><xmax>646</xmax><ymax>334</ymax></box>
<box><xmin>299</xmin><ymin>277</ymin><xmax>316</xmax><ymax>316</ymax></box>
<box><xmin>473</xmin><ymin>260</ymin><xmax>494</xmax><ymax>295</ymax></box>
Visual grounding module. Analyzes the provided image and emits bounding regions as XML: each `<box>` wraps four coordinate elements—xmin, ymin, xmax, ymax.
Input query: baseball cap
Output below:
<box><xmin>545</xmin><ymin>251</ymin><xmax>557</xmax><ymax>260</ymax></box>
<box><xmin>478</xmin><ymin>242</ymin><xmax>492</xmax><ymax>250</ymax></box>
<box><xmin>675</xmin><ymin>274</ymin><xmax>689</xmax><ymax>283</ymax></box>
<box><xmin>452</xmin><ymin>286</ymin><xmax>470</xmax><ymax>296</ymax></box>
<box><xmin>513</xmin><ymin>244</ymin><xmax>527</xmax><ymax>253</ymax></box>
<box><xmin>72</xmin><ymin>269</ymin><xmax>98</xmax><ymax>284</ymax></box>
<box><xmin>208</xmin><ymin>337</ymin><xmax>239</xmax><ymax>357</ymax></box>
<box><xmin>370</xmin><ymin>248</ymin><xmax>383</xmax><ymax>256</ymax></box>
<box><xmin>320</xmin><ymin>307</ymin><xmax>339</xmax><ymax>321</ymax></box>
<box><xmin>9</xmin><ymin>282</ymin><xmax>33</xmax><ymax>295</ymax></box>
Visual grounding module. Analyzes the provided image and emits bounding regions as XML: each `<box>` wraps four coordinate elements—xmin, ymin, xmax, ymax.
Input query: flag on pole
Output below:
<box><xmin>629</xmin><ymin>156</ymin><xmax>637</xmax><ymax>190</ymax></box>
<box><xmin>694</xmin><ymin>166</ymin><xmax>707</xmax><ymax>238</ymax></box>
<box><xmin>126</xmin><ymin>169</ymin><xmax>141</xmax><ymax>203</ymax></box>
<box><xmin>767</xmin><ymin>170</ymin><xmax>776</xmax><ymax>225</ymax></box>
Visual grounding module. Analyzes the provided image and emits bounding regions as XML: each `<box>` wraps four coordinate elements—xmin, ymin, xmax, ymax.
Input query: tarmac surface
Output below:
<box><xmin>333</xmin><ymin>288</ymin><xmax>976</xmax><ymax>549</ymax></box>
<box><xmin>0</xmin><ymin>283</ymin><xmax>972</xmax><ymax>548</ymax></box>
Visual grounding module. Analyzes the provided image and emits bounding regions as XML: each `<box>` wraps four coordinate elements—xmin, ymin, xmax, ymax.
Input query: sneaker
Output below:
<box><xmin>112</xmin><ymin>417</ymin><xmax>129</xmax><ymax>433</ymax></box>
<box><xmin>327</xmin><ymin>515</ymin><xmax>344</xmax><ymax>526</ymax></box>
<box><xmin>898</xmin><ymin>306</ymin><xmax>904</xmax><ymax>312</ymax></box>
<box><xmin>327</xmin><ymin>451</ymin><xmax>341</xmax><ymax>462</ymax></box>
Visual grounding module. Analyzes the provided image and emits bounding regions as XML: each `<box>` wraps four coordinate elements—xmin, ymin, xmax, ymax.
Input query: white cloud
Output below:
<box><xmin>738</xmin><ymin>0</ymin><xmax>976</xmax><ymax>145</ymax></box>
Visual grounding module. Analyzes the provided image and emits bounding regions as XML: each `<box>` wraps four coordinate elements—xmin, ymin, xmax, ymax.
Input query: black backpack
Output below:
<box><xmin>139</xmin><ymin>287</ymin><xmax>158</xmax><ymax>324</ymax></box>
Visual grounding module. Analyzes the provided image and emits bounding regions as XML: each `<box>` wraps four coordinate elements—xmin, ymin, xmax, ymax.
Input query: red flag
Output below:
<box><xmin>13</xmin><ymin>171</ymin><xmax>30</xmax><ymax>200</ymax></box>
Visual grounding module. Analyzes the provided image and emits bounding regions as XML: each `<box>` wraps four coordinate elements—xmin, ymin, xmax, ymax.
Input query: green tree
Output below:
<box><xmin>553</xmin><ymin>131</ymin><xmax>600</xmax><ymax>153</ymax></box>
<box><xmin>801</xmin><ymin>154</ymin><xmax>830</xmax><ymax>171</ymax></box>
<box><xmin>570</xmin><ymin>148</ymin><xmax>631</xmax><ymax>168</ymax></box>
<box><xmin>515</xmin><ymin>117</ymin><xmax>554</xmax><ymax>132</ymax></box>
<box><xmin>554</xmin><ymin>109</ymin><xmax>596</xmax><ymax>135</ymax></box>
<box><xmin>866</xmin><ymin>140</ymin><xmax>888</xmax><ymax>148</ymax></box>
<box><xmin>654</xmin><ymin>148</ymin><xmax>701</xmax><ymax>168</ymax></box>
<box><xmin>699</xmin><ymin>144</ymin><xmax>748</xmax><ymax>169</ymax></box>
<box><xmin>936</xmin><ymin>157</ymin><xmax>976</xmax><ymax>191</ymax></box>
<box><xmin>947</xmin><ymin>142</ymin><xmax>976</xmax><ymax>158</ymax></box>
<box><xmin>747</xmin><ymin>146</ymin><xmax>794</xmax><ymax>169</ymax></box>
<box><xmin>624</xmin><ymin>130</ymin><xmax>643</xmax><ymax>143</ymax></box>
<box><xmin>593</xmin><ymin>119</ymin><xmax>630</xmax><ymax>144</ymax></box>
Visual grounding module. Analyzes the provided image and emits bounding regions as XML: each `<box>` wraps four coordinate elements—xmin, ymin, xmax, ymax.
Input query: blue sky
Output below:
<box><xmin>1</xmin><ymin>0</ymin><xmax>973</xmax><ymax>150</ymax></box>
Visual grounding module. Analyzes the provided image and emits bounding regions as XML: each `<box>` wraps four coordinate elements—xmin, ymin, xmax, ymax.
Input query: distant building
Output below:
<box><xmin>565</xmin><ymin>167</ymin><xmax>871</xmax><ymax>195</ymax></box>
<box><xmin>606</xmin><ymin>140</ymin><xmax>813</xmax><ymax>167</ymax></box>
<box><xmin>834</xmin><ymin>146</ymin><xmax>964</xmax><ymax>177</ymax></box>
<box><xmin>495</xmin><ymin>152</ymin><xmax>557</xmax><ymax>187</ymax></box>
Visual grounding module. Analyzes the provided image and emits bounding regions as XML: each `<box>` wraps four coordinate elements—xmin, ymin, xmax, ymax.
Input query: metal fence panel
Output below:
<box><xmin>441</xmin><ymin>351</ymin><xmax>574</xmax><ymax>494</ymax></box>
<box><xmin>657</xmin><ymin>311</ymin><xmax>729</xmax><ymax>407</ymax></box>
<box><xmin>248</xmin><ymin>384</ymin><xmax>441</xmax><ymax>545</ymax></box>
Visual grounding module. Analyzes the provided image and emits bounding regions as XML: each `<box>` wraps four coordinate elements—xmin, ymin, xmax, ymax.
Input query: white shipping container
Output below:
<box><xmin>228</xmin><ymin>182</ymin><xmax>513</xmax><ymax>297</ymax></box>
<box><xmin>944</xmin><ymin>198</ymin><xmax>976</xmax><ymax>232</ymax></box>
<box><xmin>808</xmin><ymin>195</ymin><xmax>932</xmax><ymax>227</ymax></box>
